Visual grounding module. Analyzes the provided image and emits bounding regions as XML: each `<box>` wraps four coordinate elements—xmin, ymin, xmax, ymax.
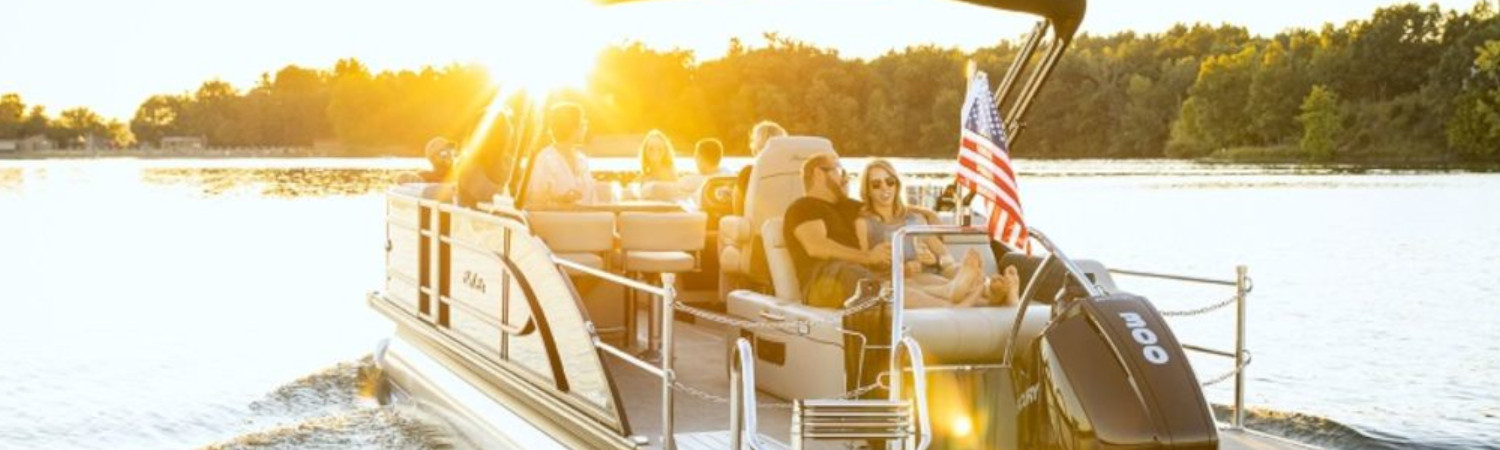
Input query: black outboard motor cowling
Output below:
<box><xmin>1016</xmin><ymin>293</ymin><xmax>1219</xmax><ymax>449</ymax></box>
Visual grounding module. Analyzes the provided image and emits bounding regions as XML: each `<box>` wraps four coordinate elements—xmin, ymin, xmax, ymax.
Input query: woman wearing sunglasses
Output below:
<box><xmin>854</xmin><ymin>159</ymin><xmax>1019</xmax><ymax>307</ymax></box>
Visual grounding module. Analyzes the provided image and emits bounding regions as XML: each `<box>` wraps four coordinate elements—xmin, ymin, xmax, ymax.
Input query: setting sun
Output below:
<box><xmin>478</xmin><ymin>0</ymin><xmax>606</xmax><ymax>97</ymax></box>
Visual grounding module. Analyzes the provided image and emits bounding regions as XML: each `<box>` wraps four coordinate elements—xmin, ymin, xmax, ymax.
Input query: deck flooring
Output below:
<box><xmin>604</xmin><ymin>311</ymin><xmax>1314</xmax><ymax>449</ymax></box>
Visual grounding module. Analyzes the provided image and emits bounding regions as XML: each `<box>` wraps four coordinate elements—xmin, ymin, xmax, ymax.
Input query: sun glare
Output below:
<box><xmin>478</xmin><ymin>0</ymin><xmax>607</xmax><ymax>97</ymax></box>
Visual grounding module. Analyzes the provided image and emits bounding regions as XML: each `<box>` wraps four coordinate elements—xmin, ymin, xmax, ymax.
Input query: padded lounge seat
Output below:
<box><xmin>732</xmin><ymin>217</ymin><xmax>1124</xmax><ymax>364</ymax></box>
<box><xmin>623</xmin><ymin>252</ymin><xmax>696</xmax><ymax>273</ymax></box>
<box><xmin>726</xmin><ymin>218</ymin><xmax>1058</xmax><ymax>399</ymax></box>
<box><xmin>719</xmin><ymin>137</ymin><xmax>838</xmax><ymax>293</ymax></box>
<box><xmin>527</xmin><ymin>211</ymin><xmax>615</xmax><ymax>274</ymax></box>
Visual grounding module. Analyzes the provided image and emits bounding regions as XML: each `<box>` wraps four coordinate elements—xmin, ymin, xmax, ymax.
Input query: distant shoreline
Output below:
<box><xmin>0</xmin><ymin>147</ymin><xmax>400</xmax><ymax>160</ymax></box>
<box><xmin>4</xmin><ymin>148</ymin><xmax>1498</xmax><ymax>173</ymax></box>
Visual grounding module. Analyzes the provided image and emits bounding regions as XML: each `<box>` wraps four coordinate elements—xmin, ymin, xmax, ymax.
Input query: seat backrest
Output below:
<box><xmin>742</xmin><ymin>136</ymin><xmax>837</xmax><ymax>281</ymax></box>
<box><xmin>761</xmin><ymin>218</ymin><xmax>802</xmax><ymax>302</ymax></box>
<box><xmin>744</xmin><ymin>137</ymin><xmax>837</xmax><ymax>238</ymax></box>
<box><xmin>619</xmin><ymin>212</ymin><xmax>708</xmax><ymax>252</ymax></box>
<box><xmin>527</xmin><ymin>211</ymin><xmax>616</xmax><ymax>253</ymax></box>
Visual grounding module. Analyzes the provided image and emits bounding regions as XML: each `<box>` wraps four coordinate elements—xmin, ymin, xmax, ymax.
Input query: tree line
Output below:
<box><xmin>4</xmin><ymin>1</ymin><xmax>1497</xmax><ymax>163</ymax></box>
<box><xmin>0</xmin><ymin>94</ymin><xmax>130</xmax><ymax>148</ymax></box>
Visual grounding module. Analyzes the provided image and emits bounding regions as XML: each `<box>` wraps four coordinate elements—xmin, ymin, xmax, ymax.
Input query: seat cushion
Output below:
<box><xmin>619</xmin><ymin>212</ymin><xmax>707</xmax><ymax>252</ymax></box>
<box><xmin>528</xmin><ymin>211</ymin><xmax>615</xmax><ymax>253</ymax></box>
<box><xmin>760</xmin><ymin>219</ymin><xmax>802</xmax><ymax>302</ymax></box>
<box><xmin>904</xmin><ymin>306</ymin><xmax>1051</xmax><ymax>364</ymax></box>
<box><xmin>556</xmin><ymin>252</ymin><xmax>605</xmax><ymax>275</ymax></box>
<box><xmin>624</xmin><ymin>251</ymin><xmax>696</xmax><ymax>273</ymax></box>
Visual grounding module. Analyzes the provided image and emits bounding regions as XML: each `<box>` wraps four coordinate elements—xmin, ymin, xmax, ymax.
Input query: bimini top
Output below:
<box><xmin>598</xmin><ymin>0</ymin><xmax>1087</xmax><ymax>38</ymax></box>
<box><xmin>956</xmin><ymin>0</ymin><xmax>1086</xmax><ymax>38</ymax></box>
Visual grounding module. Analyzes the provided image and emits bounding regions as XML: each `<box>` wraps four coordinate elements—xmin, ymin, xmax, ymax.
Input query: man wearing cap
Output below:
<box><xmin>417</xmin><ymin>137</ymin><xmax>457</xmax><ymax>183</ymax></box>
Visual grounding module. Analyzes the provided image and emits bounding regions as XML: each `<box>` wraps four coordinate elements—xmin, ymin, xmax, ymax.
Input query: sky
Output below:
<box><xmin>0</xmin><ymin>0</ymin><xmax>1486</xmax><ymax>120</ymax></box>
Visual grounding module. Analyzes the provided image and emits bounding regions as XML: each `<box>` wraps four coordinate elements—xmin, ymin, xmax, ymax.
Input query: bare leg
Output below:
<box><xmin>902</xmin><ymin>286</ymin><xmax>957</xmax><ymax>308</ymax></box>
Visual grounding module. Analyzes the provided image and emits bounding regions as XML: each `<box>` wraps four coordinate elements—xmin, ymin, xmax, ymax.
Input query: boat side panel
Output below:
<box><xmin>449</xmin><ymin>211</ymin><xmax>620</xmax><ymax>416</ymax></box>
<box><xmin>386</xmin><ymin>196</ymin><xmax>423</xmax><ymax>313</ymax></box>
<box><xmin>380</xmin><ymin>190</ymin><xmax>631</xmax><ymax>436</ymax></box>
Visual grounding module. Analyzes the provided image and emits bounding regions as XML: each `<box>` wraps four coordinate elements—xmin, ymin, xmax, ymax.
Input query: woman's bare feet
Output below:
<box><xmin>986</xmin><ymin>265</ymin><xmax>1021</xmax><ymax>305</ymax></box>
<box><xmin>944</xmin><ymin>249</ymin><xmax>985</xmax><ymax>302</ymax></box>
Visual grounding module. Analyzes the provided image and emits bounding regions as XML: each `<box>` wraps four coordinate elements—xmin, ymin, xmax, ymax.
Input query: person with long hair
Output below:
<box><xmin>854</xmin><ymin>159</ymin><xmax>1019</xmax><ymax>307</ymax></box>
<box><xmin>636</xmin><ymin>129</ymin><xmax>681</xmax><ymax>200</ymax></box>
<box><xmin>732</xmin><ymin>120</ymin><xmax>788</xmax><ymax>214</ymax></box>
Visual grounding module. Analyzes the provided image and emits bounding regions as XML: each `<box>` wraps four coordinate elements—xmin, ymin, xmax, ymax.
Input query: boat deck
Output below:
<box><xmin>604</xmin><ymin>313</ymin><xmax>1316</xmax><ymax>450</ymax></box>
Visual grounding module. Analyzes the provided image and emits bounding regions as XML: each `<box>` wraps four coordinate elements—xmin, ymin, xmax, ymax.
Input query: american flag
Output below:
<box><xmin>956</xmin><ymin>70</ymin><xmax>1029</xmax><ymax>252</ymax></box>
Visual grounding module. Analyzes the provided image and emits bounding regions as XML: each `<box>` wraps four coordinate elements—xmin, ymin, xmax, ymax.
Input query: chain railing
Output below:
<box><xmin>1110</xmin><ymin>265</ymin><xmax>1253</xmax><ymax>429</ymax></box>
<box><xmin>1159</xmin><ymin>295</ymin><xmax>1239</xmax><ymax>317</ymax></box>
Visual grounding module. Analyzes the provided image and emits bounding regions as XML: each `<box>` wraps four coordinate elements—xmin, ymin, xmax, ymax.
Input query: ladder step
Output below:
<box><xmin>805</xmin><ymin>423</ymin><xmax>912</xmax><ymax>429</ymax></box>
<box><xmin>802</xmin><ymin>411</ymin><xmax>910</xmax><ymax>417</ymax></box>
<box><xmin>800</xmin><ymin>399</ymin><xmax>907</xmax><ymax>407</ymax></box>
<box><xmin>803</xmin><ymin>432</ymin><xmax>911</xmax><ymax>439</ymax></box>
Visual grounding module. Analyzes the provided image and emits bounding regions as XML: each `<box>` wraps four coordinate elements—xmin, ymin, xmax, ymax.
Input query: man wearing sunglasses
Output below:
<box><xmin>784</xmin><ymin>153</ymin><xmax>892</xmax><ymax>309</ymax></box>
<box><xmin>415</xmin><ymin>136</ymin><xmax>458</xmax><ymax>183</ymax></box>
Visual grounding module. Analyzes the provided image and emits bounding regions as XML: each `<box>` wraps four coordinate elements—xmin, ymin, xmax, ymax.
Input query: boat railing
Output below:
<box><xmin>891</xmin><ymin>224</ymin><xmax>1254</xmax><ymax>430</ymax></box>
<box><xmin>891</xmin><ymin>336</ymin><xmax>933</xmax><ymax>450</ymax></box>
<box><xmin>728</xmin><ymin>338</ymin><xmax>766</xmax><ymax>450</ymax></box>
<box><xmin>552</xmin><ymin>256</ymin><xmax>682</xmax><ymax>449</ymax></box>
<box><xmin>1108</xmin><ymin>265</ymin><xmax>1253</xmax><ymax>430</ymax></box>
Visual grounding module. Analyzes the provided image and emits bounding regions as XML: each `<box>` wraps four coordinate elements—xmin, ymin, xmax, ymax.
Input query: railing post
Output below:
<box><xmin>660</xmin><ymin>273</ymin><xmax>677</xmax><ymax>450</ymax></box>
<box><xmin>730</xmin><ymin>358</ymin><xmax>742</xmax><ymax>450</ymax></box>
<box><xmin>1233</xmin><ymin>265</ymin><xmax>1248</xmax><ymax>430</ymax></box>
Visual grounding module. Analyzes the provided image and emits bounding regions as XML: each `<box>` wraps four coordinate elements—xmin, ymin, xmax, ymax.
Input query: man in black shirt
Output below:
<box><xmin>784</xmin><ymin>153</ymin><xmax>891</xmax><ymax>308</ymax></box>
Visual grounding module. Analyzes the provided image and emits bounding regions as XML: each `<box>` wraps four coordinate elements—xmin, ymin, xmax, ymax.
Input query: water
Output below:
<box><xmin>1</xmin><ymin>158</ymin><xmax>1496</xmax><ymax>449</ymax></box>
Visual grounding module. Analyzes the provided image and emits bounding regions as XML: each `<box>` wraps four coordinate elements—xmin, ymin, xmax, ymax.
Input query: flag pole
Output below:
<box><xmin>955</xmin><ymin>60</ymin><xmax>978</xmax><ymax>227</ymax></box>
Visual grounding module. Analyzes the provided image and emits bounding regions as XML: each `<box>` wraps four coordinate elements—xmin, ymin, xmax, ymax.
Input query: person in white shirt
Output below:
<box><xmin>526</xmin><ymin>103</ymin><xmax>603</xmax><ymax>208</ymax></box>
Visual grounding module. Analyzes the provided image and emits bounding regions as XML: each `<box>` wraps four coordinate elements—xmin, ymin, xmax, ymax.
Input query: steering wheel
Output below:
<box><xmin>698</xmin><ymin>175</ymin><xmax>737</xmax><ymax>218</ymax></box>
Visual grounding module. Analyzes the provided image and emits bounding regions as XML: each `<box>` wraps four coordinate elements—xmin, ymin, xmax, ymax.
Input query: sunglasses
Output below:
<box><xmin>868</xmin><ymin>178</ymin><xmax>899</xmax><ymax>189</ymax></box>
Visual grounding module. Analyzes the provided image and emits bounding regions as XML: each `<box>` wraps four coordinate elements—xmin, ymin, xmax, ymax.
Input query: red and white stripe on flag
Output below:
<box><xmin>955</xmin><ymin>69</ymin><xmax>1029</xmax><ymax>253</ymax></box>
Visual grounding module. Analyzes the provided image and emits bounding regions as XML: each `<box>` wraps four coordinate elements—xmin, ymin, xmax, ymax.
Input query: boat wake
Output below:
<box><xmin>198</xmin><ymin>356</ymin><xmax>454</xmax><ymax>450</ymax></box>
<box><xmin>1211</xmin><ymin>404</ymin><xmax>1496</xmax><ymax>450</ymax></box>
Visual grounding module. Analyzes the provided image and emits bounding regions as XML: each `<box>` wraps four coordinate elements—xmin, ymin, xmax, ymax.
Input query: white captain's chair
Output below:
<box><xmin>718</xmin><ymin>136</ymin><xmax>837</xmax><ymax>299</ymax></box>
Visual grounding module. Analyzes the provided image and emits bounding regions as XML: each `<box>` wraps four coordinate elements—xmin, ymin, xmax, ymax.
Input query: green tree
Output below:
<box><xmin>1246</xmin><ymin>39</ymin><xmax>1312</xmax><ymax>144</ymax></box>
<box><xmin>1167</xmin><ymin>44</ymin><xmax>1259</xmax><ymax>156</ymax></box>
<box><xmin>1447</xmin><ymin>40</ymin><xmax>1500</xmax><ymax>159</ymax></box>
<box><xmin>131</xmin><ymin>94</ymin><xmax>188</xmax><ymax>147</ymax></box>
<box><xmin>52</xmin><ymin>107</ymin><xmax>110</xmax><ymax>148</ymax></box>
<box><xmin>0</xmin><ymin>93</ymin><xmax>25</xmax><ymax>138</ymax></box>
<box><xmin>1299</xmin><ymin>85</ymin><xmax>1343</xmax><ymax>161</ymax></box>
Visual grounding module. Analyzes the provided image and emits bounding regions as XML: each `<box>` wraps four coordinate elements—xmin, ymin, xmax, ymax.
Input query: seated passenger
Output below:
<box><xmin>733</xmin><ymin>120</ymin><xmax>788</xmax><ymax>215</ymax></box>
<box><xmin>635</xmin><ymin>129</ymin><xmax>681</xmax><ymax>201</ymax></box>
<box><xmin>397</xmin><ymin>136</ymin><xmax>457</xmax><ymax>184</ymax></box>
<box><xmin>854</xmin><ymin>159</ymin><xmax>1020</xmax><ymax>306</ymax></box>
<box><xmin>676</xmin><ymin>138</ymin><xmax>727</xmax><ymax>204</ymax></box>
<box><xmin>454</xmin><ymin>113</ymin><xmax>514</xmax><ymax>207</ymax></box>
<box><xmin>527</xmin><ymin>102</ymin><xmax>603</xmax><ymax>208</ymax></box>
<box><xmin>693</xmin><ymin>138</ymin><xmax>728</xmax><ymax>176</ymax></box>
<box><xmin>784</xmin><ymin>153</ymin><xmax>885</xmax><ymax>308</ymax></box>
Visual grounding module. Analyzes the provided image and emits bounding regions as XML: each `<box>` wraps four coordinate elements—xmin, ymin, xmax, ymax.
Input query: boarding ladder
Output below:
<box><xmin>786</xmin><ymin>337</ymin><xmax>931</xmax><ymax>450</ymax></box>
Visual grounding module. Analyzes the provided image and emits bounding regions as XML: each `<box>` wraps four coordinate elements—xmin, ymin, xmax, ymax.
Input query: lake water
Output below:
<box><xmin>0</xmin><ymin>158</ymin><xmax>1496</xmax><ymax>449</ymax></box>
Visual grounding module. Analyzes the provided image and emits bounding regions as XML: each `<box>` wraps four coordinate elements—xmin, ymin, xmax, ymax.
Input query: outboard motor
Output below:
<box><xmin>1014</xmin><ymin>293</ymin><xmax>1219</xmax><ymax>449</ymax></box>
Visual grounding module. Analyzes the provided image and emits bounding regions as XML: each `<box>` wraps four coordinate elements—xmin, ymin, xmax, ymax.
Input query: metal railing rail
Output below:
<box><xmin>888</xmin><ymin>221</ymin><xmax>1254</xmax><ymax>430</ymax></box>
<box><xmin>728</xmin><ymin>338</ymin><xmax>766</xmax><ymax>450</ymax></box>
<box><xmin>1109</xmin><ymin>265</ymin><xmax>1253</xmax><ymax>430</ymax></box>
<box><xmin>891</xmin><ymin>336</ymin><xmax>933</xmax><ymax>450</ymax></box>
<box><xmin>553</xmin><ymin>256</ymin><xmax>680</xmax><ymax>449</ymax></box>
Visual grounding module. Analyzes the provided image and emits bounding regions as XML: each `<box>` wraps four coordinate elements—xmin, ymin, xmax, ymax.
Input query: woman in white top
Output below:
<box><xmin>527</xmin><ymin>103</ymin><xmax>603</xmax><ymax>208</ymax></box>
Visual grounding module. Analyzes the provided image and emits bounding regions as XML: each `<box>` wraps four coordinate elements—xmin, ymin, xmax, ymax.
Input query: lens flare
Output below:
<box><xmin>951</xmin><ymin>414</ymin><xmax>973</xmax><ymax>437</ymax></box>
